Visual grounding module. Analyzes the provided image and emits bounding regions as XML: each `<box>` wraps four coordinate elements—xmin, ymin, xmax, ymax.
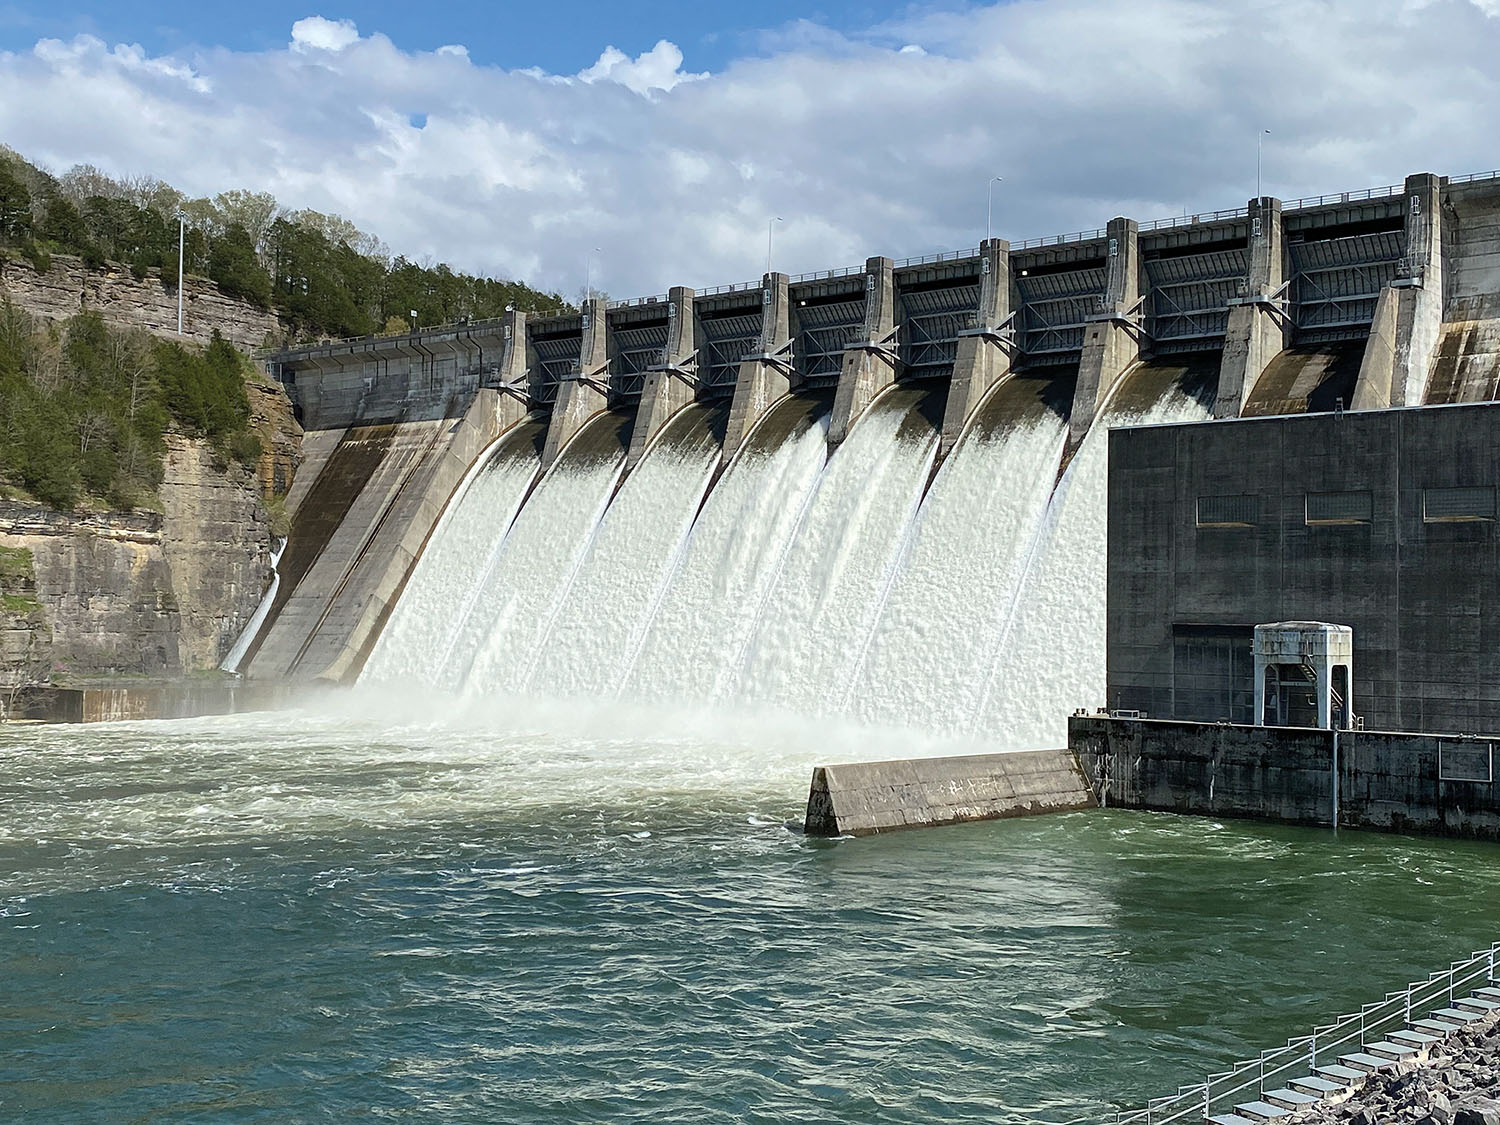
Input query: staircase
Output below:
<box><xmin>1107</xmin><ymin>943</ymin><xmax>1500</xmax><ymax>1125</ymax></box>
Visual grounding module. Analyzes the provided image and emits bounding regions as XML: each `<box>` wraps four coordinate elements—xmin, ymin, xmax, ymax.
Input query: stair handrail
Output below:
<box><xmin>1039</xmin><ymin>939</ymin><xmax>1500</xmax><ymax>1125</ymax></box>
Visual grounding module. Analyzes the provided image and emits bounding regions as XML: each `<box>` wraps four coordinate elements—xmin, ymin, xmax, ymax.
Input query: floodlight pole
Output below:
<box><xmin>767</xmin><ymin>217</ymin><xmax>783</xmax><ymax>276</ymax></box>
<box><xmin>1257</xmin><ymin>129</ymin><xmax>1270</xmax><ymax>200</ymax></box>
<box><xmin>986</xmin><ymin>176</ymin><xmax>1003</xmax><ymax>243</ymax></box>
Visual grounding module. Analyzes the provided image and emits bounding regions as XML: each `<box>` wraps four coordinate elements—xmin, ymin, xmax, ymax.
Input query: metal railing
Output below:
<box><xmin>1448</xmin><ymin>168</ymin><xmax>1500</xmax><ymax>186</ymax></box>
<box><xmin>607</xmin><ymin>293</ymin><xmax>668</xmax><ymax>309</ymax></box>
<box><xmin>1283</xmin><ymin>182</ymin><xmax>1404</xmax><ymax>211</ymax></box>
<box><xmin>893</xmin><ymin>247</ymin><xmax>981</xmax><ymax>269</ymax></box>
<box><xmin>697</xmin><ymin>279</ymin><xmax>762</xmax><ymax>297</ymax></box>
<box><xmin>1140</xmin><ymin>206</ymin><xmax>1250</xmax><ymax>232</ymax></box>
<box><xmin>1090</xmin><ymin>940</ymin><xmax>1500</xmax><ymax>1125</ymax></box>
<box><xmin>790</xmin><ymin>263</ymin><xmax>864</xmax><ymax>283</ymax></box>
<box><xmin>1014</xmin><ymin>227</ymin><xmax>1107</xmax><ymax>250</ymax></box>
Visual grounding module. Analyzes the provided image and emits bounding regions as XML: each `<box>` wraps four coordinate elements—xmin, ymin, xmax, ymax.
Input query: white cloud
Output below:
<box><xmin>576</xmin><ymin>39</ymin><xmax>706</xmax><ymax>95</ymax></box>
<box><xmin>0</xmin><ymin>2</ymin><xmax>1496</xmax><ymax>300</ymax></box>
<box><xmin>290</xmin><ymin>16</ymin><xmax>360</xmax><ymax>53</ymax></box>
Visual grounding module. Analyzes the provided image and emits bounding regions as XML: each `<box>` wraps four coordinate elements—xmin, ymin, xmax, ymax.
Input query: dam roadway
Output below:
<box><xmin>244</xmin><ymin>168</ymin><xmax>1500</xmax><ymax>685</ymax></box>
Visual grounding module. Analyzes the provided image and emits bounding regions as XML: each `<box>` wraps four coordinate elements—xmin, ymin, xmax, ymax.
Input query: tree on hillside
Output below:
<box><xmin>0</xmin><ymin>163</ymin><xmax>31</xmax><ymax>242</ymax></box>
<box><xmin>209</xmin><ymin>224</ymin><xmax>273</xmax><ymax>308</ymax></box>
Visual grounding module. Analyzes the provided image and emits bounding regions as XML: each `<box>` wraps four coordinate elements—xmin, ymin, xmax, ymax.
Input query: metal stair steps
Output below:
<box><xmin>1288</xmin><ymin>1075</ymin><xmax>1348</xmax><ymax>1096</ymax></box>
<box><xmin>1432</xmin><ymin>1007</ymin><xmax>1484</xmax><ymax>1025</ymax></box>
<box><xmin>1314</xmin><ymin>1063</ymin><xmax>1368</xmax><ymax>1083</ymax></box>
<box><xmin>1474</xmin><ymin>986</ymin><xmax>1500</xmax><ymax>1002</ymax></box>
<box><xmin>1364</xmin><ymin>1040</ymin><xmax>1421</xmax><ymax>1061</ymax></box>
<box><xmin>1390</xmin><ymin>1029</ymin><xmax>1443</xmax><ymax>1047</ymax></box>
<box><xmin>1338</xmin><ymin>1051</ymin><xmax>1397</xmax><ymax>1073</ymax></box>
<box><xmin>1411</xmin><ymin>1018</ymin><xmax>1458</xmax><ymax>1036</ymax></box>
<box><xmin>1263</xmin><ymin>1087</ymin><xmax>1321</xmax><ymax>1109</ymax></box>
<box><xmin>1454</xmin><ymin>996</ymin><xmax>1500</xmax><ymax>1013</ymax></box>
<box><xmin>1207</xmin><ymin>1115</ymin><xmax>1258</xmax><ymax>1125</ymax></box>
<box><xmin>1233</xmin><ymin>1100</ymin><xmax>1293</xmax><ymax>1121</ymax></box>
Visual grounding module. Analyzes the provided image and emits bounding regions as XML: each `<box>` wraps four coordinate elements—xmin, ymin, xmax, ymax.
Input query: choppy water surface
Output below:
<box><xmin>4</xmin><ymin>700</ymin><xmax>1499</xmax><ymax>1123</ymax></box>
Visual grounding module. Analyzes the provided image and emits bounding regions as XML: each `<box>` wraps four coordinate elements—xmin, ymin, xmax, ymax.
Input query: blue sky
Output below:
<box><xmin>0</xmin><ymin>1</ymin><xmax>968</xmax><ymax>73</ymax></box>
<box><xmin>0</xmin><ymin>1</ymin><xmax>1496</xmax><ymax>297</ymax></box>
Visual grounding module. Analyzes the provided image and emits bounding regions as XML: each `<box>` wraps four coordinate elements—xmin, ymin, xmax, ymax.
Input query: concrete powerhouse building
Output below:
<box><xmin>1107</xmin><ymin>402</ymin><xmax>1500</xmax><ymax>736</ymax></box>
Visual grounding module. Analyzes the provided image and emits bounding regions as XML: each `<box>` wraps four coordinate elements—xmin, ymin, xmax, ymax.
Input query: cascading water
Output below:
<box><xmin>459</xmin><ymin>412</ymin><xmax>633</xmax><ymax>696</ymax></box>
<box><xmin>362</xmin><ymin>419</ymin><xmax>545</xmax><ymax>686</ymax></box>
<box><xmin>522</xmin><ymin>405</ymin><xmax>726</xmax><ymax>699</ymax></box>
<box><xmin>730</xmin><ymin>386</ymin><xmax>941</xmax><ymax>716</ymax></box>
<box><xmin>620</xmin><ymin>394</ymin><xmax>832</xmax><ymax>703</ymax></box>
<box><xmin>970</xmin><ymin>366</ymin><xmax>1215</xmax><ymax>749</ymax></box>
<box><xmin>845</xmin><ymin>374</ymin><xmax>1073</xmax><ymax>737</ymax></box>
<box><xmin>367</xmin><ymin>359</ymin><xmax>1216</xmax><ymax>751</ymax></box>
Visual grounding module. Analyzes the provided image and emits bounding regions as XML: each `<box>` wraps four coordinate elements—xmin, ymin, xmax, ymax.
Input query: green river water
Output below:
<box><xmin>1</xmin><ymin>697</ymin><xmax>1496</xmax><ymax>1122</ymax></box>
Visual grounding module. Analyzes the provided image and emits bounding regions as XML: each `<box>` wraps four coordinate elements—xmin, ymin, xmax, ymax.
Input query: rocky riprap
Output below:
<box><xmin>1300</xmin><ymin>1014</ymin><xmax>1500</xmax><ymax>1125</ymax></box>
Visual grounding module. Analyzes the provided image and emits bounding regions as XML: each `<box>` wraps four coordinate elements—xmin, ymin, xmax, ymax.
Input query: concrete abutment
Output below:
<box><xmin>1069</xmin><ymin>217</ymin><xmax>1142</xmax><ymax>447</ymax></box>
<box><xmin>626</xmin><ymin>287</ymin><xmax>699</xmax><ymax>470</ymax></box>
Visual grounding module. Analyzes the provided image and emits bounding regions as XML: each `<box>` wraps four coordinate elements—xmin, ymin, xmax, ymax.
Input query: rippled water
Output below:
<box><xmin>4</xmin><ymin>698</ymin><xmax>1499</xmax><ymax>1123</ymax></box>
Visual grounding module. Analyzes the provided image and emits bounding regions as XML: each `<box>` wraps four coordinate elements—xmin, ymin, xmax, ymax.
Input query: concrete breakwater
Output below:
<box><xmin>802</xmin><ymin>749</ymin><xmax>1095</xmax><ymax>836</ymax></box>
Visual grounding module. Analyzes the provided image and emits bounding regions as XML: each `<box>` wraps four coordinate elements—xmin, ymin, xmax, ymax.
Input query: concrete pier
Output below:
<box><xmin>721</xmin><ymin>273</ymin><xmax>791</xmax><ymax>466</ymax></box>
<box><xmin>1354</xmin><ymin>172</ymin><xmax>1445</xmax><ymax>409</ymax></box>
<box><xmin>495</xmin><ymin>307</ymin><xmax>537</xmax><ymax>434</ymax></box>
<box><xmin>625</xmin><ymin>287</ymin><xmax>698</xmax><ymax>470</ymax></box>
<box><xmin>541</xmin><ymin>297</ymin><xmax>611</xmax><ymax>468</ymax></box>
<box><xmin>1215</xmin><ymin>197</ymin><xmax>1291</xmax><ymax>417</ymax></box>
<box><xmin>828</xmin><ymin>256</ymin><xmax>898</xmax><ymax>447</ymax></box>
<box><xmin>1070</xmin><ymin>217</ymin><xmax>1142</xmax><ymax>447</ymax></box>
<box><xmin>939</xmin><ymin>238</ymin><xmax>1015</xmax><ymax>457</ymax></box>
<box><xmin>803</xmin><ymin>749</ymin><xmax>1095</xmax><ymax>836</ymax></box>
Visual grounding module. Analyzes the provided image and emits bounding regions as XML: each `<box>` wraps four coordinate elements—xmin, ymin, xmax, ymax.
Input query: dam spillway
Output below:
<box><xmin>251</xmin><ymin>168</ymin><xmax>1500</xmax><ymax>751</ymax></box>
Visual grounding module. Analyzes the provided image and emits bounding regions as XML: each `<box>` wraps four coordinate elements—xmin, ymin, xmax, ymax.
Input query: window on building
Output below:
<box><xmin>1423</xmin><ymin>486</ymin><xmax>1496</xmax><ymax>523</ymax></box>
<box><xmin>1196</xmin><ymin>494</ymin><xmax>1258</xmax><ymax>528</ymax></box>
<box><xmin>1305</xmin><ymin>490</ymin><xmax>1372</xmax><ymax>525</ymax></box>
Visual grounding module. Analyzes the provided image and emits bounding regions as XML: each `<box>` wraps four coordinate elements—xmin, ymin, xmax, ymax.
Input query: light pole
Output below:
<box><xmin>986</xmin><ymin>176</ymin><xmax>1003</xmax><ymax>243</ymax></box>
<box><xmin>584</xmin><ymin>247</ymin><xmax>601</xmax><ymax>305</ymax></box>
<box><xmin>766</xmin><ymin>217</ymin><xmax>783</xmax><ymax>276</ymax></box>
<box><xmin>1256</xmin><ymin>129</ymin><xmax>1271</xmax><ymax>200</ymax></box>
<box><xmin>175</xmin><ymin>210</ymin><xmax>185</xmax><ymax>335</ymax></box>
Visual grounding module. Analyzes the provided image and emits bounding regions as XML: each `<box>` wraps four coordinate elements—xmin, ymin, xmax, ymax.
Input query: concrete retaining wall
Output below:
<box><xmin>803</xmin><ymin>749</ymin><xmax>1095</xmax><ymax>837</ymax></box>
<box><xmin>1071</xmin><ymin>715</ymin><xmax>1500</xmax><ymax>839</ymax></box>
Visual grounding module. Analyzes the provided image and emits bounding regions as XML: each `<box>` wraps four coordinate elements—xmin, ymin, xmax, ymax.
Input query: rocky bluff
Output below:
<box><xmin>0</xmin><ymin>256</ymin><xmax>304</xmax><ymax>699</ymax></box>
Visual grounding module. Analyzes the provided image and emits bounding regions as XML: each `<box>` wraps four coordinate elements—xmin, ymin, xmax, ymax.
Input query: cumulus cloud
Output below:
<box><xmin>577</xmin><ymin>40</ymin><xmax>705</xmax><ymax>95</ymax></box>
<box><xmin>0</xmin><ymin>1</ymin><xmax>1496</xmax><ymax>299</ymax></box>
<box><xmin>290</xmin><ymin>16</ymin><xmax>359</xmax><ymax>53</ymax></box>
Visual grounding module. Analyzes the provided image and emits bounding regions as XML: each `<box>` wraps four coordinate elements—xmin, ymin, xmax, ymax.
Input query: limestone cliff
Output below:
<box><xmin>0</xmin><ymin>430</ymin><xmax>282</xmax><ymax>685</ymax></box>
<box><xmin>0</xmin><ymin>252</ymin><xmax>283</xmax><ymax>353</ymax></box>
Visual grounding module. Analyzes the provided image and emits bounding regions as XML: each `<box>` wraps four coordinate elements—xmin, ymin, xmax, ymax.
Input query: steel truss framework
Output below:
<box><xmin>899</xmin><ymin>283</ymin><xmax>980</xmax><ymax>381</ymax></box>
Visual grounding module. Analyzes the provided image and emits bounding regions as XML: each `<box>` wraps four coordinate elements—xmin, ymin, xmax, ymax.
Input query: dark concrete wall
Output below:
<box><xmin>1071</xmin><ymin>715</ymin><xmax>1500</xmax><ymax>840</ymax></box>
<box><xmin>1107</xmin><ymin>403</ymin><xmax>1500</xmax><ymax>735</ymax></box>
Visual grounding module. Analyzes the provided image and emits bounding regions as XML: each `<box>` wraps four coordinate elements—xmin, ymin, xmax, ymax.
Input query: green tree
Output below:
<box><xmin>208</xmin><ymin>224</ymin><xmax>273</xmax><ymax>308</ymax></box>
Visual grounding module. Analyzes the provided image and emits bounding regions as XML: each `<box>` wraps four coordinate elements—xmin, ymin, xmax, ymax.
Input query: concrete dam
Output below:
<box><xmin>242</xmin><ymin>169</ymin><xmax>1500</xmax><ymax>750</ymax></box>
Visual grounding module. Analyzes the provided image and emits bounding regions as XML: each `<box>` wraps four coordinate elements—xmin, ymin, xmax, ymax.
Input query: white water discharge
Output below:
<box><xmin>220</xmin><ymin>538</ymin><xmax>286</xmax><ymax>673</ymax></box>
<box><xmin>622</xmin><ymin>405</ymin><xmax>830</xmax><ymax>704</ymax></box>
<box><xmin>459</xmin><ymin>436</ymin><xmax>626</xmax><ymax>696</ymax></box>
<box><xmin>362</xmin><ymin>439</ymin><xmax>539</xmax><ymax>687</ymax></box>
<box><xmin>368</xmin><ymin>369</ymin><xmax>1210</xmax><ymax>751</ymax></box>
<box><xmin>847</xmin><ymin>399</ymin><xmax>1069</xmax><ymax>738</ymax></box>
<box><xmin>972</xmin><ymin>384</ymin><xmax>1212</xmax><ymax>748</ymax></box>
<box><xmin>524</xmin><ymin>412</ymin><xmax>722</xmax><ymax>699</ymax></box>
<box><xmin>732</xmin><ymin>391</ymin><xmax>939</xmax><ymax>715</ymax></box>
